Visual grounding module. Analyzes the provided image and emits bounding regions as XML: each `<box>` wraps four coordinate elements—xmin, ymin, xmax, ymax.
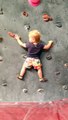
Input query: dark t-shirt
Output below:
<box><xmin>26</xmin><ymin>42</ymin><xmax>44</xmax><ymax>58</ymax></box>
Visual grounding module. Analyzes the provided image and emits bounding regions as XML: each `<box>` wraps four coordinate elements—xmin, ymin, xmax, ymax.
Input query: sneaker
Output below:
<box><xmin>17</xmin><ymin>75</ymin><xmax>23</xmax><ymax>80</ymax></box>
<box><xmin>39</xmin><ymin>78</ymin><xmax>48</xmax><ymax>82</ymax></box>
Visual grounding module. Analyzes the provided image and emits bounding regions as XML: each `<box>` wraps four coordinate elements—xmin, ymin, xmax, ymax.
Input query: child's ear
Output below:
<box><xmin>33</xmin><ymin>37</ymin><xmax>35</xmax><ymax>41</ymax></box>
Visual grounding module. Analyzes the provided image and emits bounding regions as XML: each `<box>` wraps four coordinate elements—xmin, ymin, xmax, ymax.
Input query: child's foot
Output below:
<box><xmin>39</xmin><ymin>78</ymin><xmax>48</xmax><ymax>82</ymax></box>
<box><xmin>17</xmin><ymin>75</ymin><xmax>23</xmax><ymax>80</ymax></box>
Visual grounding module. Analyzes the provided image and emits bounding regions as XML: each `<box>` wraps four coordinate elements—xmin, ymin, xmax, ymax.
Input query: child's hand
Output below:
<box><xmin>49</xmin><ymin>40</ymin><xmax>54</xmax><ymax>48</ymax></box>
<box><xmin>49</xmin><ymin>40</ymin><xmax>53</xmax><ymax>45</ymax></box>
<box><xmin>15</xmin><ymin>34</ymin><xmax>21</xmax><ymax>40</ymax></box>
<box><xmin>8</xmin><ymin>32</ymin><xmax>21</xmax><ymax>40</ymax></box>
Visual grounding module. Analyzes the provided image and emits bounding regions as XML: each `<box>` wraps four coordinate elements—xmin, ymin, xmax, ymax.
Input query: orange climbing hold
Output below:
<box><xmin>8</xmin><ymin>32</ymin><xmax>15</xmax><ymax>38</ymax></box>
<box><xmin>8</xmin><ymin>32</ymin><xmax>21</xmax><ymax>40</ymax></box>
<box><xmin>42</xmin><ymin>14</ymin><xmax>53</xmax><ymax>22</ymax></box>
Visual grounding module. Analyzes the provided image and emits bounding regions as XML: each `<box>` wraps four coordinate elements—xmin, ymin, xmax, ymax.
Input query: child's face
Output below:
<box><xmin>29</xmin><ymin>37</ymin><xmax>35</xmax><ymax>43</ymax></box>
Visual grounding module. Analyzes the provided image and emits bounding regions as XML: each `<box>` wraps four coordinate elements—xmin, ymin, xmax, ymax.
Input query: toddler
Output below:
<box><xmin>14</xmin><ymin>30</ymin><xmax>53</xmax><ymax>82</ymax></box>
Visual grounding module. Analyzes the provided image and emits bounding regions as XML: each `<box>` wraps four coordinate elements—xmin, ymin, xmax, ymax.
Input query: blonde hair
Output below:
<box><xmin>29</xmin><ymin>30</ymin><xmax>41</xmax><ymax>43</ymax></box>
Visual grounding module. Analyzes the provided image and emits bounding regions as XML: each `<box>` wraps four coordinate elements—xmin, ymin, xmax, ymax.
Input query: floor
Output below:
<box><xmin>0</xmin><ymin>0</ymin><xmax>68</xmax><ymax>102</ymax></box>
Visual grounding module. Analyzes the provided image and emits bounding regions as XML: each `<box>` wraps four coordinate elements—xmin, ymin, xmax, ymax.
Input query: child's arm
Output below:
<box><xmin>15</xmin><ymin>34</ymin><xmax>26</xmax><ymax>48</ymax></box>
<box><xmin>43</xmin><ymin>40</ymin><xmax>53</xmax><ymax>50</ymax></box>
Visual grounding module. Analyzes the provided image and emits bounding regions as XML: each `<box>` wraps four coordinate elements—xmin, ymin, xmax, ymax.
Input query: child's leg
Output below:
<box><xmin>37</xmin><ymin>67</ymin><xmax>43</xmax><ymax>79</ymax></box>
<box><xmin>18</xmin><ymin>58</ymin><xmax>32</xmax><ymax>80</ymax></box>
<box><xmin>18</xmin><ymin>64</ymin><xmax>26</xmax><ymax>80</ymax></box>
<box><xmin>20</xmin><ymin>64</ymin><xmax>26</xmax><ymax>77</ymax></box>
<box><xmin>37</xmin><ymin>67</ymin><xmax>47</xmax><ymax>82</ymax></box>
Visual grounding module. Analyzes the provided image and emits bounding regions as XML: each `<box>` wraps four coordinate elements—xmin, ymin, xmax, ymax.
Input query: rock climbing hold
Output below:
<box><xmin>28</xmin><ymin>0</ymin><xmax>41</xmax><ymax>7</ymax></box>
<box><xmin>0</xmin><ymin>8</ymin><xmax>3</xmax><ymax>15</ymax></box>
<box><xmin>23</xmin><ymin>89</ymin><xmax>28</xmax><ymax>93</ymax></box>
<box><xmin>0</xmin><ymin>37</ymin><xmax>3</xmax><ymax>42</ymax></box>
<box><xmin>8</xmin><ymin>32</ymin><xmax>15</xmax><ymax>38</ymax></box>
<box><xmin>42</xmin><ymin>14</ymin><xmax>53</xmax><ymax>22</ymax></box>
<box><xmin>0</xmin><ymin>11</ymin><xmax>3</xmax><ymax>15</ymax></box>
<box><xmin>54</xmin><ymin>16</ymin><xmax>62</xmax><ymax>28</ymax></box>
<box><xmin>8</xmin><ymin>32</ymin><xmax>21</xmax><ymax>39</ymax></box>
<box><xmin>55</xmin><ymin>71</ymin><xmax>60</xmax><ymax>75</ymax></box>
<box><xmin>0</xmin><ymin>56</ymin><xmax>3</xmax><ymax>61</ymax></box>
<box><xmin>46</xmin><ymin>54</ymin><xmax>52</xmax><ymax>60</ymax></box>
<box><xmin>64</xmin><ymin>63</ymin><xmax>68</xmax><ymax>67</ymax></box>
<box><xmin>62</xmin><ymin>85</ymin><xmax>68</xmax><ymax>90</ymax></box>
<box><xmin>24</xmin><ymin>24</ymin><xmax>30</xmax><ymax>30</ymax></box>
<box><xmin>22</xmin><ymin>11</ymin><xmax>28</xmax><ymax>17</ymax></box>
<box><xmin>37</xmin><ymin>88</ymin><xmax>44</xmax><ymax>92</ymax></box>
<box><xmin>2</xmin><ymin>81</ymin><xmax>7</xmax><ymax>86</ymax></box>
<box><xmin>56</xmin><ymin>22</ymin><xmax>62</xmax><ymax>28</ymax></box>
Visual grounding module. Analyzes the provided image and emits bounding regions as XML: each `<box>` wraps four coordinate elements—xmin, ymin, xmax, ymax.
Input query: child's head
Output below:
<box><xmin>29</xmin><ymin>30</ymin><xmax>41</xmax><ymax>43</ymax></box>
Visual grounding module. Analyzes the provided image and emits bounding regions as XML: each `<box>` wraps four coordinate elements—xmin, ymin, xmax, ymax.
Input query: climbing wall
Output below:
<box><xmin>0</xmin><ymin>0</ymin><xmax>68</xmax><ymax>102</ymax></box>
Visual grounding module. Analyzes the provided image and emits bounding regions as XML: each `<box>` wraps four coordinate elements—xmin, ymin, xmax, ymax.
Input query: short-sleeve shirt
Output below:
<box><xmin>26</xmin><ymin>42</ymin><xmax>44</xmax><ymax>59</ymax></box>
